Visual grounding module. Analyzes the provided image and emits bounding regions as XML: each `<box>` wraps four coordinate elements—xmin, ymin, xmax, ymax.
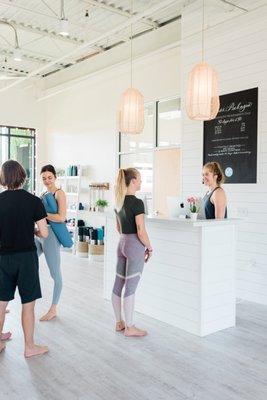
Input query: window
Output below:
<box><xmin>157</xmin><ymin>98</ymin><xmax>181</xmax><ymax>147</ymax></box>
<box><xmin>118</xmin><ymin>96</ymin><xmax>181</xmax><ymax>214</ymax></box>
<box><xmin>0</xmin><ymin>126</ymin><xmax>36</xmax><ymax>193</ymax></box>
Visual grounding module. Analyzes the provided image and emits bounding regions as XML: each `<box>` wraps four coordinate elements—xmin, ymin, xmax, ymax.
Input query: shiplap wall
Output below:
<box><xmin>181</xmin><ymin>1</ymin><xmax>267</xmax><ymax>305</ymax></box>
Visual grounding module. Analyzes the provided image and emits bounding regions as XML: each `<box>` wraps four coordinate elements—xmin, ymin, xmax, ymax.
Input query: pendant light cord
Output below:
<box><xmin>130</xmin><ymin>0</ymin><xmax>133</xmax><ymax>88</ymax></box>
<box><xmin>61</xmin><ymin>0</ymin><xmax>66</xmax><ymax>20</ymax></box>
<box><xmin>201</xmin><ymin>0</ymin><xmax>204</xmax><ymax>62</ymax></box>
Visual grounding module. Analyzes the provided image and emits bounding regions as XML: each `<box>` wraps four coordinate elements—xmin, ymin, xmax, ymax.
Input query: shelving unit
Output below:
<box><xmin>57</xmin><ymin>172</ymin><xmax>82</xmax><ymax>254</ymax></box>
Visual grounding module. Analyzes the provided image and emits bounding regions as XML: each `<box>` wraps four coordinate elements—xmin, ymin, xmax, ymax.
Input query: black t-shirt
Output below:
<box><xmin>116</xmin><ymin>195</ymin><xmax>145</xmax><ymax>234</ymax></box>
<box><xmin>0</xmin><ymin>189</ymin><xmax>47</xmax><ymax>255</ymax></box>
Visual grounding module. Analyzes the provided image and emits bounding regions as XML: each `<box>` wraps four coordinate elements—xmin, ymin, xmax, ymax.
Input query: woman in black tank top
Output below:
<box><xmin>202</xmin><ymin>162</ymin><xmax>227</xmax><ymax>219</ymax></box>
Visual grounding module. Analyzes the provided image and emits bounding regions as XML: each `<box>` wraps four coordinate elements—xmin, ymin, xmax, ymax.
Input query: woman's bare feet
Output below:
<box><xmin>115</xmin><ymin>321</ymin><xmax>125</xmax><ymax>332</ymax></box>
<box><xmin>124</xmin><ymin>325</ymin><xmax>148</xmax><ymax>337</ymax></box>
<box><xmin>40</xmin><ymin>305</ymin><xmax>57</xmax><ymax>322</ymax></box>
<box><xmin>24</xmin><ymin>344</ymin><xmax>49</xmax><ymax>358</ymax></box>
<box><xmin>1</xmin><ymin>332</ymin><xmax>12</xmax><ymax>341</ymax></box>
<box><xmin>0</xmin><ymin>341</ymin><xmax>5</xmax><ymax>353</ymax></box>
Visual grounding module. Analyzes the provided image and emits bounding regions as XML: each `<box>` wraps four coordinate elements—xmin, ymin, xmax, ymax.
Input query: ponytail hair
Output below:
<box><xmin>115</xmin><ymin>168</ymin><xmax>139</xmax><ymax>211</ymax></box>
<box><xmin>204</xmin><ymin>161</ymin><xmax>225</xmax><ymax>185</ymax></box>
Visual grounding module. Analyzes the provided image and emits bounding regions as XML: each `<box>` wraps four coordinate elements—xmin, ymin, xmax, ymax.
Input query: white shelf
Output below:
<box><xmin>66</xmin><ymin>192</ymin><xmax>79</xmax><ymax>196</ymax></box>
<box><xmin>57</xmin><ymin>176</ymin><xmax>79</xmax><ymax>180</ymax></box>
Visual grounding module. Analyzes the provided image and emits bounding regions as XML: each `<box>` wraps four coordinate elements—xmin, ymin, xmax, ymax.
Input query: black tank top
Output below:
<box><xmin>203</xmin><ymin>187</ymin><xmax>227</xmax><ymax>219</ymax></box>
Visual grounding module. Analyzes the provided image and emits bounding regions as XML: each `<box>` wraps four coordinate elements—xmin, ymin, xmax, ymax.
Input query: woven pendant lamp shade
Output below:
<box><xmin>186</xmin><ymin>62</ymin><xmax>220</xmax><ymax>121</ymax></box>
<box><xmin>118</xmin><ymin>87</ymin><xmax>145</xmax><ymax>134</ymax></box>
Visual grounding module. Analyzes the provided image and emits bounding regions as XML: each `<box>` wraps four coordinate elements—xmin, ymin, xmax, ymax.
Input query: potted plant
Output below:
<box><xmin>187</xmin><ymin>196</ymin><xmax>201</xmax><ymax>221</ymax></box>
<box><xmin>95</xmin><ymin>199</ymin><xmax>108</xmax><ymax>212</ymax></box>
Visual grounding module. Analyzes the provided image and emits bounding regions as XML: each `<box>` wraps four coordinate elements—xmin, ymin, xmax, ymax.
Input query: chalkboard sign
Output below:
<box><xmin>203</xmin><ymin>88</ymin><xmax>258</xmax><ymax>183</ymax></box>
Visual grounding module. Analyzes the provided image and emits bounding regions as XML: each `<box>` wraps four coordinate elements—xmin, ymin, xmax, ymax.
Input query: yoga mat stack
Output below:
<box><xmin>76</xmin><ymin>241</ymin><xmax>89</xmax><ymax>258</ymax></box>
<box><xmin>77</xmin><ymin>226</ymin><xmax>104</xmax><ymax>261</ymax></box>
<box><xmin>88</xmin><ymin>244</ymin><xmax>104</xmax><ymax>263</ymax></box>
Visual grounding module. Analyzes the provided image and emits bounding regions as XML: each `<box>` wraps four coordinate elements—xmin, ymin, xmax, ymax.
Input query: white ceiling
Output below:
<box><xmin>0</xmin><ymin>0</ymin><xmax>183</xmax><ymax>78</ymax></box>
<box><xmin>0</xmin><ymin>0</ymin><xmax>266</xmax><ymax>81</ymax></box>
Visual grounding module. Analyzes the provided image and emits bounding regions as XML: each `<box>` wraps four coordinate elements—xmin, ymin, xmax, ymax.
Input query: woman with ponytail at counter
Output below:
<box><xmin>202</xmin><ymin>162</ymin><xmax>227</xmax><ymax>219</ymax></box>
<box><xmin>112</xmin><ymin>168</ymin><xmax>153</xmax><ymax>337</ymax></box>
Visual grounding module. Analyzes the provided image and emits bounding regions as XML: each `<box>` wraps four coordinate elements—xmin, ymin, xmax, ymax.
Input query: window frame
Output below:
<box><xmin>117</xmin><ymin>95</ymin><xmax>181</xmax><ymax>214</ymax></box>
<box><xmin>0</xmin><ymin>124</ymin><xmax>36</xmax><ymax>193</ymax></box>
<box><xmin>118</xmin><ymin>95</ymin><xmax>181</xmax><ymax>165</ymax></box>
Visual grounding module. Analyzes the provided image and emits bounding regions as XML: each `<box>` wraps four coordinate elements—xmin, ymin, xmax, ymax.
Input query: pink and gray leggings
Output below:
<box><xmin>112</xmin><ymin>234</ymin><xmax>145</xmax><ymax>327</ymax></box>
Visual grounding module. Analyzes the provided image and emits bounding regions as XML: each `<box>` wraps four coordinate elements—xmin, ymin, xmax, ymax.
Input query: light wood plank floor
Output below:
<box><xmin>1</xmin><ymin>253</ymin><xmax>267</xmax><ymax>400</ymax></box>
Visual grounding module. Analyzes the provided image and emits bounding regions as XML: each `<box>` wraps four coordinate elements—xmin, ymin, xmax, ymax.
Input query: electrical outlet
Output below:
<box><xmin>236</xmin><ymin>207</ymin><xmax>248</xmax><ymax>217</ymax></box>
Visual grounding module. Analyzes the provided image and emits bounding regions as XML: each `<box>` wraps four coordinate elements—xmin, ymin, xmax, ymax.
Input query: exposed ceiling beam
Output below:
<box><xmin>0</xmin><ymin>64</ymin><xmax>29</xmax><ymax>75</ymax></box>
<box><xmin>84</xmin><ymin>0</ymin><xmax>159</xmax><ymax>29</ymax></box>
<box><xmin>218</xmin><ymin>0</ymin><xmax>248</xmax><ymax>12</ymax></box>
<box><xmin>0</xmin><ymin>0</ymin><xmax>178</xmax><ymax>93</ymax></box>
<box><xmin>0</xmin><ymin>48</ymin><xmax>51</xmax><ymax>65</ymax></box>
<box><xmin>0</xmin><ymin>18</ymin><xmax>104</xmax><ymax>53</ymax></box>
<box><xmin>0</xmin><ymin>17</ymin><xmax>84</xmax><ymax>45</ymax></box>
<box><xmin>0</xmin><ymin>0</ymin><xmax>53</xmax><ymax>18</ymax></box>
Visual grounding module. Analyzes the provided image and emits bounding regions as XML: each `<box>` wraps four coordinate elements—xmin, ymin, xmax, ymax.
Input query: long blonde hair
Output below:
<box><xmin>115</xmin><ymin>168</ymin><xmax>139</xmax><ymax>211</ymax></box>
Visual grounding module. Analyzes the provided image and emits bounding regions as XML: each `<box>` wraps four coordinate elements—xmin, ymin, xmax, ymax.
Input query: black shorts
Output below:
<box><xmin>0</xmin><ymin>250</ymin><xmax>42</xmax><ymax>304</ymax></box>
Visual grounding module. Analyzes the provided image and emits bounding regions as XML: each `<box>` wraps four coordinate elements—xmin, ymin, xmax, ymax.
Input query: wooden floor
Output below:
<box><xmin>1</xmin><ymin>253</ymin><xmax>267</xmax><ymax>400</ymax></box>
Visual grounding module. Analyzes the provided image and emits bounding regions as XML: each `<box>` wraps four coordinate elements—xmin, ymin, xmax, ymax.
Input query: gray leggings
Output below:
<box><xmin>112</xmin><ymin>234</ymin><xmax>145</xmax><ymax>326</ymax></box>
<box><xmin>35</xmin><ymin>226</ymin><xmax>62</xmax><ymax>305</ymax></box>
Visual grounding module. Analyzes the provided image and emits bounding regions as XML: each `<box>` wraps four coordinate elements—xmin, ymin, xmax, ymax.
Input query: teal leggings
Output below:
<box><xmin>35</xmin><ymin>227</ymin><xmax>62</xmax><ymax>305</ymax></box>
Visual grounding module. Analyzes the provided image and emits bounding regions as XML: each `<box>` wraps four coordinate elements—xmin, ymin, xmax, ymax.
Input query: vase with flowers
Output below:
<box><xmin>187</xmin><ymin>196</ymin><xmax>201</xmax><ymax>221</ymax></box>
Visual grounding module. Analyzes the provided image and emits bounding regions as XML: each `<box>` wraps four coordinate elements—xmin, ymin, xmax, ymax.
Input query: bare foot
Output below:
<box><xmin>40</xmin><ymin>307</ymin><xmax>57</xmax><ymax>322</ymax></box>
<box><xmin>1</xmin><ymin>332</ymin><xmax>12</xmax><ymax>341</ymax></box>
<box><xmin>24</xmin><ymin>344</ymin><xmax>49</xmax><ymax>358</ymax></box>
<box><xmin>115</xmin><ymin>321</ymin><xmax>125</xmax><ymax>332</ymax></box>
<box><xmin>124</xmin><ymin>325</ymin><xmax>148</xmax><ymax>337</ymax></box>
<box><xmin>0</xmin><ymin>342</ymin><xmax>6</xmax><ymax>353</ymax></box>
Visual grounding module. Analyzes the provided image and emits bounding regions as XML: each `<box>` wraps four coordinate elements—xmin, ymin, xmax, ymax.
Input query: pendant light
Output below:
<box><xmin>13</xmin><ymin>47</ymin><xmax>22</xmax><ymax>62</ymax></box>
<box><xmin>118</xmin><ymin>0</ymin><xmax>144</xmax><ymax>134</ymax></box>
<box><xmin>59</xmin><ymin>0</ymin><xmax>69</xmax><ymax>36</ymax></box>
<box><xmin>186</xmin><ymin>0</ymin><xmax>220</xmax><ymax>121</ymax></box>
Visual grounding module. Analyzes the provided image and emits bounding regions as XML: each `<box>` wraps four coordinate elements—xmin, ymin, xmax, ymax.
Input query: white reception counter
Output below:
<box><xmin>103</xmin><ymin>215</ymin><xmax>238</xmax><ymax>337</ymax></box>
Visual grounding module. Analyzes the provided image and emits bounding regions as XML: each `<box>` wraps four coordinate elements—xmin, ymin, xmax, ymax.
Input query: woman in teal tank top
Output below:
<box><xmin>202</xmin><ymin>162</ymin><xmax>227</xmax><ymax>219</ymax></box>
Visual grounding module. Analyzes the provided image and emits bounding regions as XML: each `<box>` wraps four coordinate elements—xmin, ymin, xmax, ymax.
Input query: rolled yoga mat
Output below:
<box><xmin>42</xmin><ymin>192</ymin><xmax>73</xmax><ymax>248</ymax></box>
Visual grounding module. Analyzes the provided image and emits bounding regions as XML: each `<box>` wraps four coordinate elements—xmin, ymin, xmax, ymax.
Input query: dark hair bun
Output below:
<box><xmin>40</xmin><ymin>164</ymin><xmax>56</xmax><ymax>176</ymax></box>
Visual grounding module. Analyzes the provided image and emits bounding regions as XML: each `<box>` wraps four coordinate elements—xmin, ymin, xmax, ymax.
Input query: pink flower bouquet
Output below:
<box><xmin>187</xmin><ymin>196</ymin><xmax>201</xmax><ymax>213</ymax></box>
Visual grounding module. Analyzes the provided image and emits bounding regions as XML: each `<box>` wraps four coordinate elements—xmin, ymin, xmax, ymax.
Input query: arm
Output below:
<box><xmin>211</xmin><ymin>188</ymin><xmax>227</xmax><ymax>219</ymax></box>
<box><xmin>47</xmin><ymin>190</ymin><xmax>67</xmax><ymax>223</ymax></box>
<box><xmin>35</xmin><ymin>218</ymin><xmax>48</xmax><ymax>238</ymax></box>
<box><xmin>135</xmin><ymin>213</ymin><xmax>152</xmax><ymax>250</ymax></box>
<box><xmin>116</xmin><ymin>216</ymin><xmax>121</xmax><ymax>234</ymax></box>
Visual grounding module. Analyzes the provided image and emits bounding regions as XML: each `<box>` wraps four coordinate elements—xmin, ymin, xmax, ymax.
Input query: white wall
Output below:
<box><xmin>181</xmin><ymin>1</ymin><xmax>267</xmax><ymax>304</ymax></box>
<box><xmin>39</xmin><ymin>2</ymin><xmax>267</xmax><ymax>306</ymax></box>
<box><xmin>0</xmin><ymin>85</ymin><xmax>46</xmax><ymax>182</ymax></box>
<box><xmin>42</xmin><ymin>45</ymin><xmax>180</xmax><ymax>202</ymax></box>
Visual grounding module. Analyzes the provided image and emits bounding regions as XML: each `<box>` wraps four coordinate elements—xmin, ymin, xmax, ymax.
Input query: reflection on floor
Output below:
<box><xmin>1</xmin><ymin>252</ymin><xmax>267</xmax><ymax>400</ymax></box>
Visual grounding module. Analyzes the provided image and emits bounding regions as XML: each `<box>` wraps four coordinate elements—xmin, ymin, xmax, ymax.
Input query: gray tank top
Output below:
<box><xmin>202</xmin><ymin>187</ymin><xmax>227</xmax><ymax>219</ymax></box>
